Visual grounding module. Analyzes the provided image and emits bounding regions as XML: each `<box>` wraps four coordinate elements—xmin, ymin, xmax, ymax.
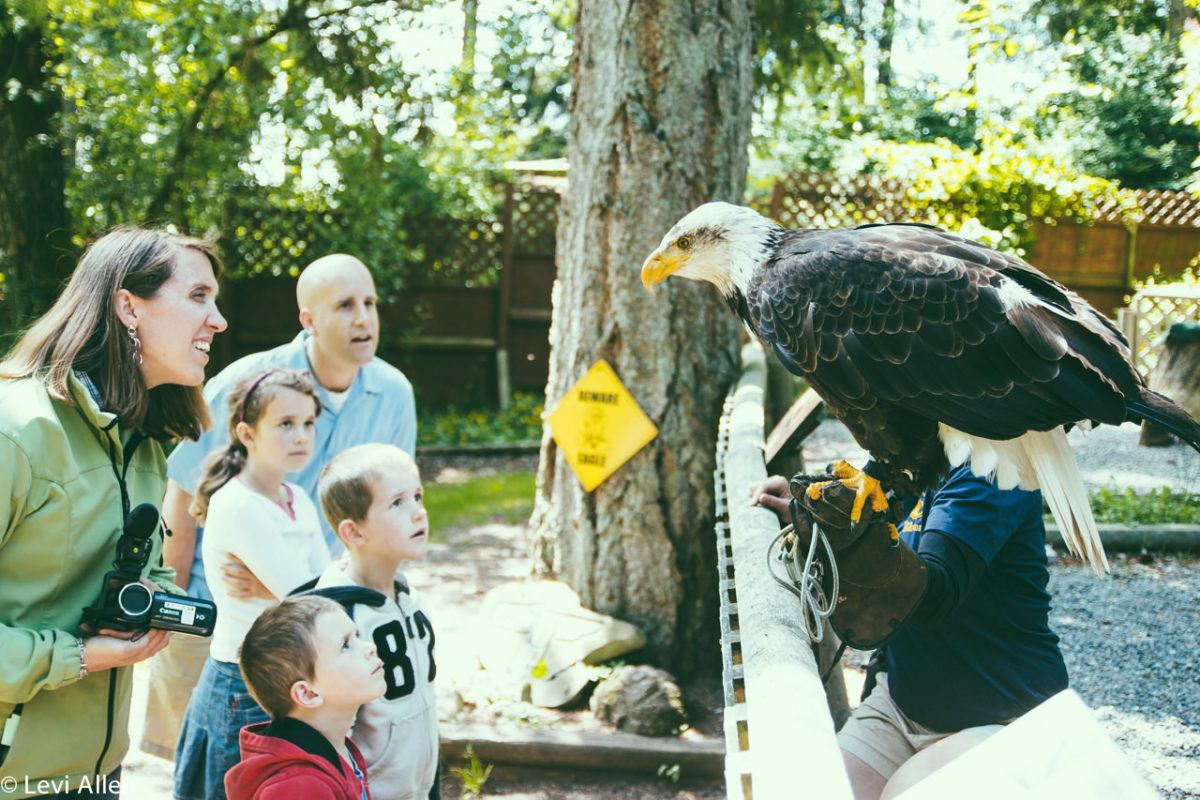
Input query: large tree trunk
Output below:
<box><xmin>0</xmin><ymin>12</ymin><xmax>74</xmax><ymax>336</ymax></box>
<box><xmin>529</xmin><ymin>0</ymin><xmax>753</xmax><ymax>673</ymax></box>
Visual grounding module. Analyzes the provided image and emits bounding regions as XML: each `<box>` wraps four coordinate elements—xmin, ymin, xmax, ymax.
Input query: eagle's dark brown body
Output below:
<box><xmin>739</xmin><ymin>223</ymin><xmax>1196</xmax><ymax>495</ymax></box>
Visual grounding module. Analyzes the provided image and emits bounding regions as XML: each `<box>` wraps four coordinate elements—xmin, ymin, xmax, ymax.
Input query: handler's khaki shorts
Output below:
<box><xmin>837</xmin><ymin>673</ymin><xmax>1003</xmax><ymax>782</ymax></box>
<box><xmin>140</xmin><ymin>631</ymin><xmax>211</xmax><ymax>760</ymax></box>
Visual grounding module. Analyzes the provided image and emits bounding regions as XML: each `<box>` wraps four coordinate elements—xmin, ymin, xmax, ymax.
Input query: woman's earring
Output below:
<box><xmin>127</xmin><ymin>322</ymin><xmax>144</xmax><ymax>365</ymax></box>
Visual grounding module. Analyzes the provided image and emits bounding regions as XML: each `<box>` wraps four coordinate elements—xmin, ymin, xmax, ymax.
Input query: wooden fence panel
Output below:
<box><xmin>209</xmin><ymin>182</ymin><xmax>560</xmax><ymax>410</ymax></box>
<box><xmin>388</xmin><ymin>285</ymin><xmax>499</xmax><ymax>341</ymax></box>
<box><xmin>208</xmin><ymin>176</ymin><xmax>1200</xmax><ymax>410</ymax></box>
<box><xmin>1136</xmin><ymin>226</ymin><xmax>1200</xmax><ymax>279</ymax></box>
<box><xmin>1026</xmin><ymin>220</ymin><xmax>1130</xmax><ymax>313</ymax></box>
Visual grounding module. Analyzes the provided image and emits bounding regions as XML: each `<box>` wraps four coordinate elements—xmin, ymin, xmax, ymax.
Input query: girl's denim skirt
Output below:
<box><xmin>173</xmin><ymin>656</ymin><xmax>269</xmax><ymax>800</ymax></box>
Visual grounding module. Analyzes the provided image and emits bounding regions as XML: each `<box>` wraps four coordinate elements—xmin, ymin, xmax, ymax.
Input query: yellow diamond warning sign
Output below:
<box><xmin>548</xmin><ymin>360</ymin><xmax>658</xmax><ymax>492</ymax></box>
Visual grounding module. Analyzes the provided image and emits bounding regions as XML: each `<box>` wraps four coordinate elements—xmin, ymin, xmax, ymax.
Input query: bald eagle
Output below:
<box><xmin>641</xmin><ymin>202</ymin><xmax>1200</xmax><ymax>573</ymax></box>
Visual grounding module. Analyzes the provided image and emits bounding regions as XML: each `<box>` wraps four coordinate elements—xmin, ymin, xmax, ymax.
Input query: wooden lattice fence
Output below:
<box><xmin>215</xmin><ymin>172</ymin><xmax>1200</xmax><ymax>408</ymax></box>
<box><xmin>765</xmin><ymin>172</ymin><xmax>1200</xmax><ymax>317</ymax></box>
<box><xmin>1118</xmin><ymin>286</ymin><xmax>1200</xmax><ymax>376</ymax></box>
<box><xmin>765</xmin><ymin>173</ymin><xmax>916</xmax><ymax>229</ymax></box>
<box><xmin>211</xmin><ymin>182</ymin><xmax>560</xmax><ymax>409</ymax></box>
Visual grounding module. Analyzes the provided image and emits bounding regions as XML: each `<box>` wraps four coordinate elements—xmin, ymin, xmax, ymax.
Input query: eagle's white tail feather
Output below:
<box><xmin>1018</xmin><ymin>429</ymin><xmax>1109</xmax><ymax>575</ymax></box>
<box><xmin>937</xmin><ymin>424</ymin><xmax>1108</xmax><ymax>575</ymax></box>
<box><xmin>938</xmin><ymin>425</ymin><xmax>1036</xmax><ymax>490</ymax></box>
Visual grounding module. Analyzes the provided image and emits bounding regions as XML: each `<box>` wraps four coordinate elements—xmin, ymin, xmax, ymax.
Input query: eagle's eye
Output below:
<box><xmin>675</xmin><ymin>236</ymin><xmax>692</xmax><ymax>250</ymax></box>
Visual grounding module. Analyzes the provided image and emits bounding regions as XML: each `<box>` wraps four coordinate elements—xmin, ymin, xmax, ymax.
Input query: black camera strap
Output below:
<box><xmin>100</xmin><ymin>425</ymin><xmax>148</xmax><ymax>522</ymax></box>
<box><xmin>72</xmin><ymin>371</ymin><xmax>148</xmax><ymax>521</ymax></box>
<box><xmin>70</xmin><ymin>374</ymin><xmax>153</xmax><ymax>780</ymax></box>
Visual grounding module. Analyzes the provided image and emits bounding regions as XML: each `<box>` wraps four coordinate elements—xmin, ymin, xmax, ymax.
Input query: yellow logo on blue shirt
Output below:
<box><xmin>900</xmin><ymin>498</ymin><xmax>924</xmax><ymax>534</ymax></box>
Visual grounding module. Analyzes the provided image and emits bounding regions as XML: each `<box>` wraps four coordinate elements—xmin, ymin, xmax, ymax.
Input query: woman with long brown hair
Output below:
<box><xmin>0</xmin><ymin>226</ymin><xmax>227</xmax><ymax>798</ymax></box>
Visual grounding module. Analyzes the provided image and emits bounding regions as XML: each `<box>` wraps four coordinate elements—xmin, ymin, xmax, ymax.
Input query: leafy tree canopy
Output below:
<box><xmin>2</xmin><ymin>0</ymin><xmax>572</xmax><ymax>313</ymax></box>
<box><xmin>1035</xmin><ymin>30</ymin><xmax>1200</xmax><ymax>189</ymax></box>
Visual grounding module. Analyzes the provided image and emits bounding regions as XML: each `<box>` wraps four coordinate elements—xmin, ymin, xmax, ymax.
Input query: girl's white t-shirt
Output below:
<box><xmin>202</xmin><ymin>478</ymin><xmax>331</xmax><ymax>663</ymax></box>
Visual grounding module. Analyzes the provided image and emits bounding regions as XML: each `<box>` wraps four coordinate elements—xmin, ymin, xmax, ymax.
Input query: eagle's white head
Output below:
<box><xmin>640</xmin><ymin>202</ymin><xmax>784</xmax><ymax>298</ymax></box>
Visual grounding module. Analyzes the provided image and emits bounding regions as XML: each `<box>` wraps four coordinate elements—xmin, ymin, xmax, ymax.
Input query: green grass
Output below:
<box><xmin>1086</xmin><ymin>487</ymin><xmax>1200</xmax><ymax>525</ymax></box>
<box><xmin>425</xmin><ymin>470</ymin><xmax>537</xmax><ymax>533</ymax></box>
<box><xmin>1044</xmin><ymin>487</ymin><xmax>1200</xmax><ymax>526</ymax></box>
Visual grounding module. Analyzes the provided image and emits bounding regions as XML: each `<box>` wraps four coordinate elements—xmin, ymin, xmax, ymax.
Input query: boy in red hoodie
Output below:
<box><xmin>225</xmin><ymin>594</ymin><xmax>386</xmax><ymax>799</ymax></box>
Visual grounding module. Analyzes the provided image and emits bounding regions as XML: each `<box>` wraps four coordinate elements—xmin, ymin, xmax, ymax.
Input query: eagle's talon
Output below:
<box><xmin>805</xmin><ymin>480</ymin><xmax>833</xmax><ymax>502</ymax></box>
<box><xmin>829</xmin><ymin>459</ymin><xmax>890</xmax><ymax>523</ymax></box>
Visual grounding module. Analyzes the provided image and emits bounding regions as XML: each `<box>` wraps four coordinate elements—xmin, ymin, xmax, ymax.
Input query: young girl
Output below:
<box><xmin>173</xmin><ymin>369</ymin><xmax>331</xmax><ymax>800</ymax></box>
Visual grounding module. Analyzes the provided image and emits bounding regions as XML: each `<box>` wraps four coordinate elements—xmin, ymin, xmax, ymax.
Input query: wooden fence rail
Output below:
<box><xmin>715</xmin><ymin>342</ymin><xmax>853</xmax><ymax>799</ymax></box>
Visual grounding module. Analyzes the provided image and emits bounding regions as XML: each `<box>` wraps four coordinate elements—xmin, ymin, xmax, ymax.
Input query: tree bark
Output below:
<box><xmin>530</xmin><ymin>0</ymin><xmax>753</xmax><ymax>673</ymax></box>
<box><xmin>0</xmin><ymin>13</ymin><xmax>74</xmax><ymax>335</ymax></box>
<box><xmin>876</xmin><ymin>0</ymin><xmax>896</xmax><ymax>90</ymax></box>
<box><xmin>461</xmin><ymin>0</ymin><xmax>478</xmax><ymax>82</ymax></box>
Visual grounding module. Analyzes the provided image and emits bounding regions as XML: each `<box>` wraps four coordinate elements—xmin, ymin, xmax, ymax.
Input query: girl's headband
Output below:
<box><xmin>239</xmin><ymin>370</ymin><xmax>277</xmax><ymax>422</ymax></box>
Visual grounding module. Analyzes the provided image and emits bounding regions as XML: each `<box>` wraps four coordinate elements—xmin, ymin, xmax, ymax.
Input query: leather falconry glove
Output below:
<box><xmin>787</xmin><ymin>469</ymin><xmax>928</xmax><ymax>650</ymax></box>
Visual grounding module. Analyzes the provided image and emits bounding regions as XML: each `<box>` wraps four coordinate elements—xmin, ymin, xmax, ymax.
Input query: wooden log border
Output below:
<box><xmin>715</xmin><ymin>342</ymin><xmax>853</xmax><ymax>799</ymax></box>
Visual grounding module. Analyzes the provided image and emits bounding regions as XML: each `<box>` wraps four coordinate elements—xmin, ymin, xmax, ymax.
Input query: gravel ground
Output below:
<box><xmin>1050</xmin><ymin>555</ymin><xmax>1200</xmax><ymax>798</ymax></box>
<box><xmin>804</xmin><ymin>417</ymin><xmax>1200</xmax><ymax>494</ymax></box>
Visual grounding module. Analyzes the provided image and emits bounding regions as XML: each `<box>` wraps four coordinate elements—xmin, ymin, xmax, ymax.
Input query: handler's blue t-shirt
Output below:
<box><xmin>884</xmin><ymin>464</ymin><xmax>1068</xmax><ymax>731</ymax></box>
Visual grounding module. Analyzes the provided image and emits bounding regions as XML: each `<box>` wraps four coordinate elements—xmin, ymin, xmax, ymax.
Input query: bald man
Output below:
<box><xmin>140</xmin><ymin>254</ymin><xmax>416</xmax><ymax>760</ymax></box>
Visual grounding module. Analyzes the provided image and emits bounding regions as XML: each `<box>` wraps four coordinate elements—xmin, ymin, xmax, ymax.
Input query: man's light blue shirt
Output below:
<box><xmin>168</xmin><ymin>331</ymin><xmax>417</xmax><ymax>598</ymax></box>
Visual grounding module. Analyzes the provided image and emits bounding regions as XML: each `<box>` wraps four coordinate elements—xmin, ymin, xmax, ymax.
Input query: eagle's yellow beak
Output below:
<box><xmin>641</xmin><ymin>251</ymin><xmax>683</xmax><ymax>293</ymax></box>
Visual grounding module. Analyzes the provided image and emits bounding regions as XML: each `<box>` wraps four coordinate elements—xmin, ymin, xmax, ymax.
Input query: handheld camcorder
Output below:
<box><xmin>83</xmin><ymin>503</ymin><xmax>217</xmax><ymax>637</ymax></box>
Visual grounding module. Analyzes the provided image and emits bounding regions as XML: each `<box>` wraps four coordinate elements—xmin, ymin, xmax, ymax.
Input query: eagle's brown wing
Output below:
<box><xmin>744</xmin><ymin>223</ymin><xmax>1143</xmax><ymax>489</ymax></box>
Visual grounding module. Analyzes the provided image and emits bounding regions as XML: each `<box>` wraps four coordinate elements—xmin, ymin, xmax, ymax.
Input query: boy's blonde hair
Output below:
<box><xmin>318</xmin><ymin>443</ymin><xmax>417</xmax><ymax>528</ymax></box>
<box><xmin>239</xmin><ymin>595</ymin><xmax>343</xmax><ymax>719</ymax></box>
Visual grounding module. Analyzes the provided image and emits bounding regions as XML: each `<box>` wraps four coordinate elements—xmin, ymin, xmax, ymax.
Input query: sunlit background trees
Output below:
<box><xmin>4</xmin><ymin>0</ymin><xmax>1199</xmax><ymax>336</ymax></box>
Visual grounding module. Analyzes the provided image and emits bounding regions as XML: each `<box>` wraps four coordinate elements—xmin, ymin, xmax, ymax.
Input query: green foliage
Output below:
<box><xmin>29</xmin><ymin>0</ymin><xmax>490</xmax><ymax>291</ymax></box>
<box><xmin>1035</xmin><ymin>31</ymin><xmax>1200</xmax><ymax>189</ymax></box>
<box><xmin>657</xmin><ymin>763</ymin><xmax>682</xmax><ymax>784</ymax></box>
<box><xmin>753</xmin><ymin>0</ymin><xmax>860</xmax><ymax>107</ymax></box>
<box><xmin>1028</xmin><ymin>0</ymin><xmax>1172</xmax><ymax>43</ymax></box>
<box><xmin>1086</xmin><ymin>487</ymin><xmax>1200</xmax><ymax>525</ymax></box>
<box><xmin>481</xmin><ymin>2</ymin><xmax>571</xmax><ymax>159</ymax></box>
<box><xmin>864</xmin><ymin>123</ymin><xmax>1134</xmax><ymax>255</ymax></box>
<box><xmin>424</xmin><ymin>470</ymin><xmax>536</xmax><ymax>532</ymax></box>
<box><xmin>421</xmin><ymin>1</ymin><xmax>572</xmax><ymax>200</ymax></box>
<box><xmin>450</xmin><ymin>744</ymin><xmax>493</xmax><ymax>799</ymax></box>
<box><xmin>752</xmin><ymin>85</ymin><xmax>980</xmax><ymax>181</ymax></box>
<box><xmin>869</xmin><ymin>87</ymin><xmax>980</xmax><ymax>150</ymax></box>
<box><xmin>2</xmin><ymin>0</ymin><xmax>568</xmax><ymax>332</ymax></box>
<box><xmin>418</xmin><ymin>392</ymin><xmax>544</xmax><ymax>447</ymax></box>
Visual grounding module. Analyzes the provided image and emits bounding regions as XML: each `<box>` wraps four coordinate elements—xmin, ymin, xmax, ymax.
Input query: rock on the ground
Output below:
<box><xmin>476</xmin><ymin>580</ymin><xmax>646</xmax><ymax>708</ymax></box>
<box><xmin>590</xmin><ymin>665</ymin><xmax>688</xmax><ymax>736</ymax></box>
